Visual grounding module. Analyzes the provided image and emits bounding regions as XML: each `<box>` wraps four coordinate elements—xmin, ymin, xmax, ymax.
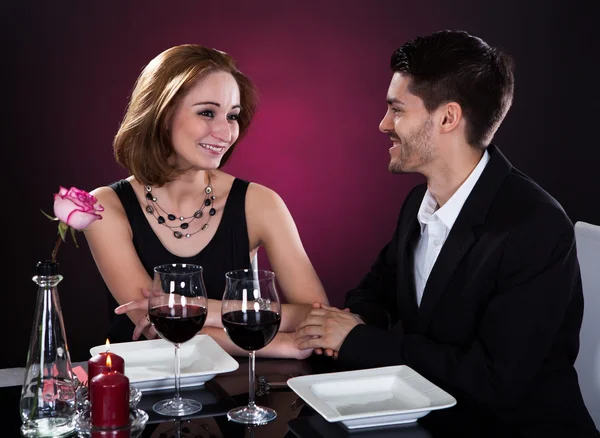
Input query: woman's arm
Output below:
<box><xmin>201</xmin><ymin>327</ymin><xmax>312</xmax><ymax>360</ymax></box>
<box><xmin>83</xmin><ymin>186</ymin><xmax>157</xmax><ymax>339</ymax></box>
<box><xmin>115</xmin><ymin>295</ymin><xmax>313</xmax><ymax>359</ymax></box>
<box><xmin>245</xmin><ymin>183</ymin><xmax>329</xmax><ymax>332</ymax></box>
<box><xmin>205</xmin><ymin>301</ymin><xmax>314</xmax><ymax>331</ymax></box>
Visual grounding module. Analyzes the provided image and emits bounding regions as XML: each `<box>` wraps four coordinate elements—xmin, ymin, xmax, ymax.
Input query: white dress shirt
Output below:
<box><xmin>413</xmin><ymin>150</ymin><xmax>490</xmax><ymax>306</ymax></box>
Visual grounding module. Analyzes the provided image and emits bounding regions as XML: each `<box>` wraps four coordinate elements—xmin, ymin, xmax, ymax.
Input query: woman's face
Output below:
<box><xmin>169</xmin><ymin>71</ymin><xmax>241</xmax><ymax>170</ymax></box>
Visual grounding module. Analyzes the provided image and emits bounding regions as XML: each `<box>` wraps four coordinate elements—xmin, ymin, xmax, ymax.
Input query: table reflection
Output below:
<box><xmin>2</xmin><ymin>356</ymin><xmax>436</xmax><ymax>437</ymax></box>
<box><xmin>288</xmin><ymin>412</ymin><xmax>433</xmax><ymax>438</ymax></box>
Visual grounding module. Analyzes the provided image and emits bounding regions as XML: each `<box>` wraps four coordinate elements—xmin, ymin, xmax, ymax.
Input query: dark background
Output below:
<box><xmin>3</xmin><ymin>0</ymin><xmax>598</xmax><ymax>369</ymax></box>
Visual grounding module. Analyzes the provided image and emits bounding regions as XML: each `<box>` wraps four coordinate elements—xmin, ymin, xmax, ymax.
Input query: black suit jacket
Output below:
<box><xmin>339</xmin><ymin>145</ymin><xmax>598</xmax><ymax>437</ymax></box>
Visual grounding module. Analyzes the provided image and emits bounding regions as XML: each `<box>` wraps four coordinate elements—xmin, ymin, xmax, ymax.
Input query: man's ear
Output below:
<box><xmin>440</xmin><ymin>102</ymin><xmax>462</xmax><ymax>133</ymax></box>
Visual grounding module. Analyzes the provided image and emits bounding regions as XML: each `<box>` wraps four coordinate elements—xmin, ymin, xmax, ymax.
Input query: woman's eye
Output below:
<box><xmin>198</xmin><ymin>110</ymin><xmax>214</xmax><ymax>118</ymax></box>
<box><xmin>228</xmin><ymin>114</ymin><xmax>240</xmax><ymax>121</ymax></box>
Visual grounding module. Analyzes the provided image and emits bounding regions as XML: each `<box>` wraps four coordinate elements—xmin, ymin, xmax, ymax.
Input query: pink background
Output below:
<box><xmin>5</xmin><ymin>0</ymin><xmax>598</xmax><ymax>366</ymax></box>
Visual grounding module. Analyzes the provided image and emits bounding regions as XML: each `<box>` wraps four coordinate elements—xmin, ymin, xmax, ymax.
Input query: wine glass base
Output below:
<box><xmin>153</xmin><ymin>397</ymin><xmax>202</xmax><ymax>416</ymax></box>
<box><xmin>227</xmin><ymin>405</ymin><xmax>277</xmax><ymax>425</ymax></box>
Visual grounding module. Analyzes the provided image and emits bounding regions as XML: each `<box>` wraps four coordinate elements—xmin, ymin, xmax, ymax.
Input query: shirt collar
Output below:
<box><xmin>416</xmin><ymin>190</ymin><xmax>439</xmax><ymax>234</ymax></box>
<box><xmin>417</xmin><ymin>149</ymin><xmax>490</xmax><ymax>234</ymax></box>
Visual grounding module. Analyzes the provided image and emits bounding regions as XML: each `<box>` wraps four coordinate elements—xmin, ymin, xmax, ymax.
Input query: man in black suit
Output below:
<box><xmin>295</xmin><ymin>30</ymin><xmax>598</xmax><ymax>437</ymax></box>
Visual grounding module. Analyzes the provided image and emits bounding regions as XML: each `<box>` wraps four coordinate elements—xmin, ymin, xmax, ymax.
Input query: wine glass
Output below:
<box><xmin>221</xmin><ymin>269</ymin><xmax>281</xmax><ymax>425</ymax></box>
<box><xmin>148</xmin><ymin>263</ymin><xmax>208</xmax><ymax>416</ymax></box>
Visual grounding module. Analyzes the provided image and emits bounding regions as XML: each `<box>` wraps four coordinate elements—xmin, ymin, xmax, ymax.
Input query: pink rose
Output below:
<box><xmin>53</xmin><ymin>186</ymin><xmax>104</xmax><ymax>230</ymax></box>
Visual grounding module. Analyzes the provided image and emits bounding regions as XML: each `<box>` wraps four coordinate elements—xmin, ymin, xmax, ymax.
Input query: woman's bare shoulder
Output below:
<box><xmin>88</xmin><ymin>178</ymin><xmax>138</xmax><ymax>219</ymax></box>
<box><xmin>245</xmin><ymin>182</ymin><xmax>285</xmax><ymax>208</ymax></box>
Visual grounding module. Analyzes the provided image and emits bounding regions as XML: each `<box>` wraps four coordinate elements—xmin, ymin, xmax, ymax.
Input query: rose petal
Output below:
<box><xmin>53</xmin><ymin>186</ymin><xmax>103</xmax><ymax>227</ymax></box>
<box><xmin>64</xmin><ymin>189</ymin><xmax>89</xmax><ymax>209</ymax></box>
<box><xmin>65</xmin><ymin>209</ymin><xmax>103</xmax><ymax>230</ymax></box>
<box><xmin>53</xmin><ymin>196</ymin><xmax>80</xmax><ymax>224</ymax></box>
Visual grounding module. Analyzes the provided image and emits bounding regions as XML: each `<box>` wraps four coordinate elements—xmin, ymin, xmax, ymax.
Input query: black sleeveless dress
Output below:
<box><xmin>106</xmin><ymin>178</ymin><xmax>252</xmax><ymax>343</ymax></box>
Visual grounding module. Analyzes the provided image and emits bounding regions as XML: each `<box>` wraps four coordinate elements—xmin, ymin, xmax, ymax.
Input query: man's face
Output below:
<box><xmin>379</xmin><ymin>73</ymin><xmax>436</xmax><ymax>174</ymax></box>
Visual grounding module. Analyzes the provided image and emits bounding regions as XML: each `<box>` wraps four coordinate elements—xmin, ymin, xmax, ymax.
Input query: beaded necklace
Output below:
<box><xmin>144</xmin><ymin>177</ymin><xmax>216</xmax><ymax>239</ymax></box>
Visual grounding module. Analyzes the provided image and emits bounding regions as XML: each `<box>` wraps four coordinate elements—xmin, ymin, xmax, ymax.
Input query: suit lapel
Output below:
<box><xmin>397</xmin><ymin>213</ymin><xmax>420</xmax><ymax>332</ymax></box>
<box><xmin>415</xmin><ymin>144</ymin><xmax>513</xmax><ymax>332</ymax></box>
<box><xmin>417</xmin><ymin>223</ymin><xmax>476</xmax><ymax>331</ymax></box>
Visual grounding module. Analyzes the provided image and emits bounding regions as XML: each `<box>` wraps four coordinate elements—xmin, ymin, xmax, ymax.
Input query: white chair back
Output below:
<box><xmin>574</xmin><ymin>221</ymin><xmax>600</xmax><ymax>426</ymax></box>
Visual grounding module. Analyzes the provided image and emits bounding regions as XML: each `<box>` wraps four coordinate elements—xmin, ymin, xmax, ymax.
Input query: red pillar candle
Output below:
<box><xmin>90</xmin><ymin>371</ymin><xmax>130</xmax><ymax>428</ymax></box>
<box><xmin>88</xmin><ymin>352</ymin><xmax>125</xmax><ymax>382</ymax></box>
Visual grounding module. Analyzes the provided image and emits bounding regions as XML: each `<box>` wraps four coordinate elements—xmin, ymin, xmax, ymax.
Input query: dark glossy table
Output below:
<box><xmin>3</xmin><ymin>355</ymin><xmax>433</xmax><ymax>437</ymax></box>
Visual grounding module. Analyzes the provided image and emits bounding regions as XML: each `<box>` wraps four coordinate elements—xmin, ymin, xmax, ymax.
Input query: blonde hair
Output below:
<box><xmin>113</xmin><ymin>44</ymin><xmax>258</xmax><ymax>186</ymax></box>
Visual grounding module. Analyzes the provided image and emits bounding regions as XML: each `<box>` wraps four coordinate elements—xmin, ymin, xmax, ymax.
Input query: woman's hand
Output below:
<box><xmin>200</xmin><ymin>327</ymin><xmax>313</xmax><ymax>360</ymax></box>
<box><xmin>116</xmin><ymin>292</ymin><xmax>225</xmax><ymax>340</ymax></box>
<box><xmin>275</xmin><ymin>332</ymin><xmax>314</xmax><ymax>360</ymax></box>
<box><xmin>114</xmin><ymin>288</ymin><xmax>157</xmax><ymax>340</ymax></box>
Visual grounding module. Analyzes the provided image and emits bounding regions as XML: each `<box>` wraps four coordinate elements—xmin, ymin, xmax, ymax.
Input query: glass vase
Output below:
<box><xmin>20</xmin><ymin>261</ymin><xmax>76</xmax><ymax>437</ymax></box>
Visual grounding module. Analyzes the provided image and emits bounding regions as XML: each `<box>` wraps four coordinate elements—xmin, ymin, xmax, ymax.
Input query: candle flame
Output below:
<box><xmin>105</xmin><ymin>339</ymin><xmax>112</xmax><ymax>368</ymax></box>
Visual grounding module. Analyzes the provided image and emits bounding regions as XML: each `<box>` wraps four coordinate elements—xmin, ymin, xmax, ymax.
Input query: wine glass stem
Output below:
<box><xmin>174</xmin><ymin>343</ymin><xmax>182</xmax><ymax>402</ymax></box>
<box><xmin>248</xmin><ymin>350</ymin><xmax>256</xmax><ymax>409</ymax></box>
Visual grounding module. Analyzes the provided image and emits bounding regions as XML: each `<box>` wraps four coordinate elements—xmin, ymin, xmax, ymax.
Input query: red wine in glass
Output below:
<box><xmin>221</xmin><ymin>310</ymin><xmax>280</xmax><ymax>351</ymax></box>
<box><xmin>148</xmin><ymin>263</ymin><xmax>208</xmax><ymax>417</ymax></box>
<box><xmin>149</xmin><ymin>304</ymin><xmax>207</xmax><ymax>344</ymax></box>
<box><xmin>222</xmin><ymin>269</ymin><xmax>281</xmax><ymax>425</ymax></box>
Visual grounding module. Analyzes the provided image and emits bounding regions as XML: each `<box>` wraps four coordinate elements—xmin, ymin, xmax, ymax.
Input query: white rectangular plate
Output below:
<box><xmin>89</xmin><ymin>335</ymin><xmax>239</xmax><ymax>392</ymax></box>
<box><xmin>287</xmin><ymin>365</ymin><xmax>456</xmax><ymax>429</ymax></box>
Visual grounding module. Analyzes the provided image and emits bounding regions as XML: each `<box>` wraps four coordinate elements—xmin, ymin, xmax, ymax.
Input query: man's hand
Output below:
<box><xmin>310</xmin><ymin>302</ymin><xmax>351</xmax><ymax>358</ymax></box>
<box><xmin>294</xmin><ymin>303</ymin><xmax>364</xmax><ymax>356</ymax></box>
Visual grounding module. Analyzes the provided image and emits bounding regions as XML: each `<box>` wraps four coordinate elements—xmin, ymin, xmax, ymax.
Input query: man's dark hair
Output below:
<box><xmin>391</xmin><ymin>30</ymin><xmax>515</xmax><ymax>149</ymax></box>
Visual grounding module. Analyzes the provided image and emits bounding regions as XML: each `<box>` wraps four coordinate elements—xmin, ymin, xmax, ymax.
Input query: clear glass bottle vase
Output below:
<box><xmin>20</xmin><ymin>261</ymin><xmax>76</xmax><ymax>437</ymax></box>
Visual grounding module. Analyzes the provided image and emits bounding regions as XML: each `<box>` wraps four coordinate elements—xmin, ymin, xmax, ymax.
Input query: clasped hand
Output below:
<box><xmin>294</xmin><ymin>302</ymin><xmax>364</xmax><ymax>358</ymax></box>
